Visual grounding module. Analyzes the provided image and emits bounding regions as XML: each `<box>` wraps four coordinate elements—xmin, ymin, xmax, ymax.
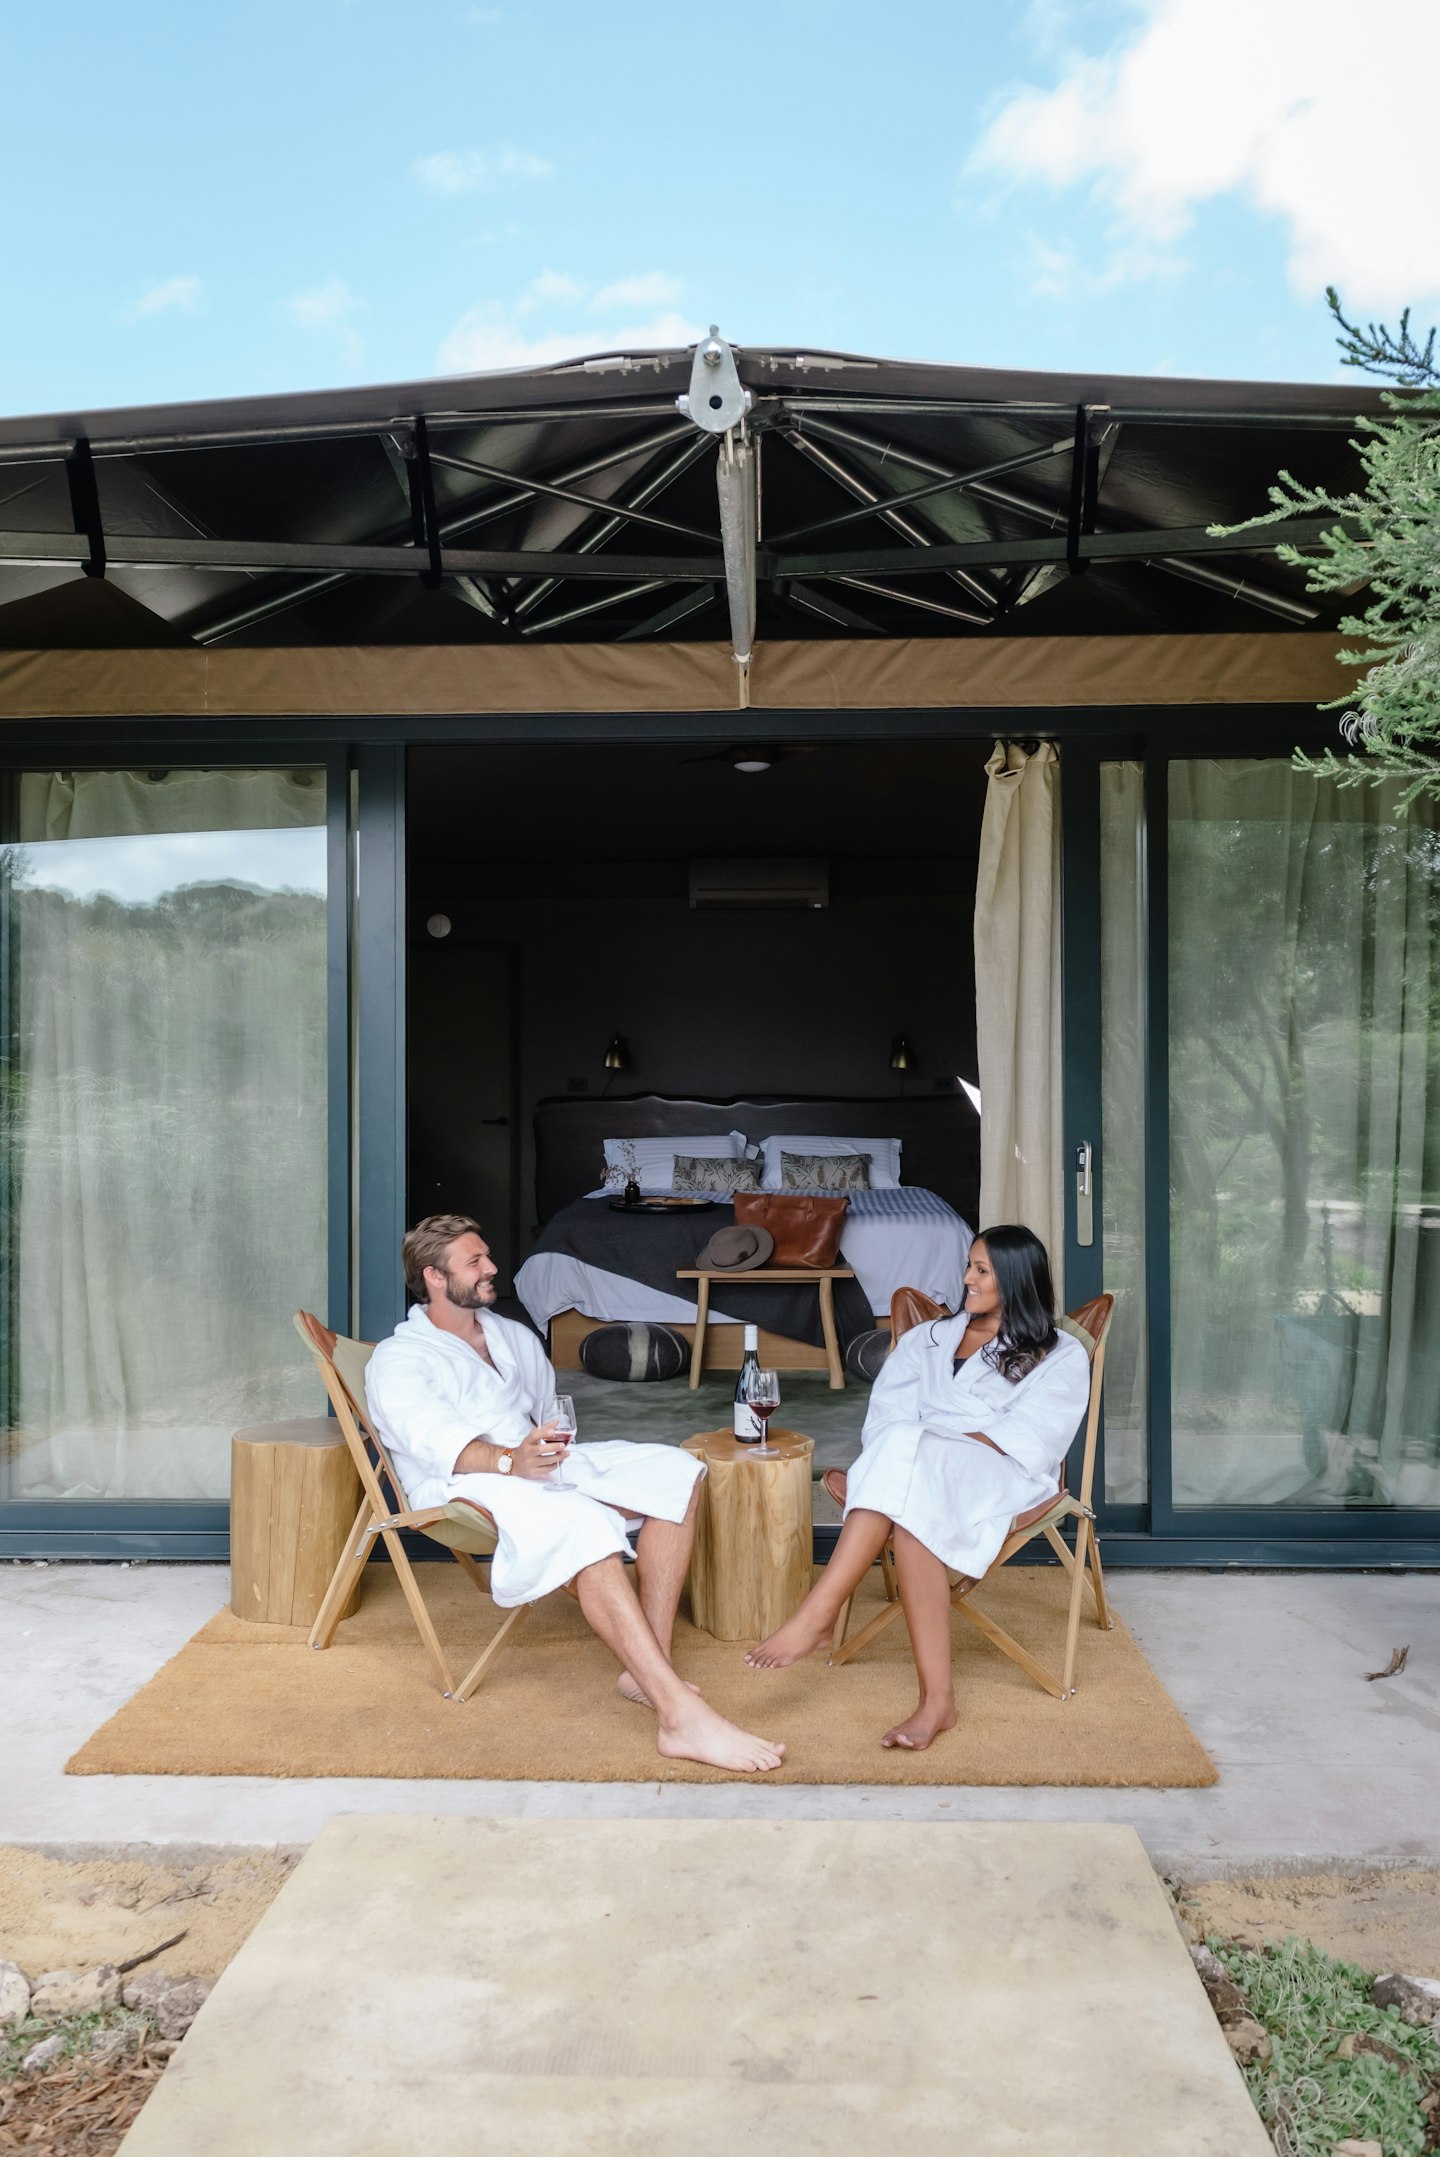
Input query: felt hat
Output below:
<box><xmin>696</xmin><ymin>1223</ymin><xmax>775</xmax><ymax>1271</ymax></box>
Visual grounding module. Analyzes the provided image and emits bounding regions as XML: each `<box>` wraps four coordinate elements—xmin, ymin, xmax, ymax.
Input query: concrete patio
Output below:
<box><xmin>3</xmin><ymin>1560</ymin><xmax>1437</xmax><ymax>1876</ymax></box>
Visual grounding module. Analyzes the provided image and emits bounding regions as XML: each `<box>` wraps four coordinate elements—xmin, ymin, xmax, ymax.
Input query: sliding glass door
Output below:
<box><xmin>1075</xmin><ymin>741</ymin><xmax>1440</xmax><ymax>1553</ymax></box>
<box><xmin>0</xmin><ymin>766</ymin><xmax>333</xmax><ymax>1526</ymax></box>
<box><xmin>1166</xmin><ymin>760</ymin><xmax>1440</xmax><ymax>1519</ymax></box>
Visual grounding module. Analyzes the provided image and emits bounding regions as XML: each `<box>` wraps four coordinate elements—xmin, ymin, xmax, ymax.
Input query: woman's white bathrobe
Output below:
<box><xmin>366</xmin><ymin>1305</ymin><xmax>703</xmax><ymax>1607</ymax></box>
<box><xmin>845</xmin><ymin>1315</ymin><xmax>1091</xmax><ymax>1577</ymax></box>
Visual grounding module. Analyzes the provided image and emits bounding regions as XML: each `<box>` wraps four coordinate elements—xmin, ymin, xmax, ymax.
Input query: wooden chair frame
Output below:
<box><xmin>293</xmin><ymin>1311</ymin><xmax>532</xmax><ymax>1702</ymax></box>
<box><xmin>828</xmin><ymin>1292</ymin><xmax>1116</xmax><ymax>1699</ymax></box>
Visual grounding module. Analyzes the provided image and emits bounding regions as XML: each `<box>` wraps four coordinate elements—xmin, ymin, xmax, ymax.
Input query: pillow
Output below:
<box><xmin>780</xmin><ymin>1150</ymin><xmax>871</xmax><ymax>1194</ymax></box>
<box><xmin>758</xmin><ymin>1134</ymin><xmax>901</xmax><ymax>1191</ymax></box>
<box><xmin>579</xmin><ymin>1322</ymin><xmax>690</xmax><ymax>1382</ymax></box>
<box><xmin>592</xmin><ymin>1132</ymin><xmax>745</xmax><ymax>1196</ymax></box>
<box><xmin>672</xmin><ymin>1154</ymin><xmax>762</xmax><ymax>1197</ymax></box>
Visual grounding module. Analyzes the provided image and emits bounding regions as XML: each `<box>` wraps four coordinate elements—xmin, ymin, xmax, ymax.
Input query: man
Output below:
<box><xmin>366</xmin><ymin>1213</ymin><xmax>786</xmax><ymax>1774</ymax></box>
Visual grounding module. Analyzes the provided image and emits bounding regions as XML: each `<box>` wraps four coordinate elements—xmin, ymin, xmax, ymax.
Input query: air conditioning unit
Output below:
<box><xmin>688</xmin><ymin>858</ymin><xmax>829</xmax><ymax>910</ymax></box>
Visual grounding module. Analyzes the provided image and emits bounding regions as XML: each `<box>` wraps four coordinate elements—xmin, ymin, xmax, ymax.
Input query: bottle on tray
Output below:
<box><xmin>733</xmin><ymin>1324</ymin><xmax>762</xmax><ymax>1442</ymax></box>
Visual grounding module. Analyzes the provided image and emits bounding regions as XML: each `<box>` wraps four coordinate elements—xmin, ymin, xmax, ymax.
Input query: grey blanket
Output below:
<box><xmin>533</xmin><ymin>1198</ymin><xmax>875</xmax><ymax>1351</ymax></box>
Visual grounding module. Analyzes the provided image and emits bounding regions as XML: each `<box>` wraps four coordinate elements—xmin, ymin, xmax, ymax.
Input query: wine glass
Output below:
<box><xmin>544</xmin><ymin>1394</ymin><xmax>577</xmax><ymax>1487</ymax></box>
<box><xmin>744</xmin><ymin>1367</ymin><xmax>781</xmax><ymax>1457</ymax></box>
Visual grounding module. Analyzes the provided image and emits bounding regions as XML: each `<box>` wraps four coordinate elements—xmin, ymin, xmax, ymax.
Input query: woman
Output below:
<box><xmin>745</xmin><ymin>1226</ymin><xmax>1090</xmax><ymax>1750</ymax></box>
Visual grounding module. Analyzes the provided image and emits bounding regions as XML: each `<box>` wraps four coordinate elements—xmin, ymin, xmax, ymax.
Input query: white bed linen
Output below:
<box><xmin>514</xmin><ymin>1188</ymin><xmax>973</xmax><ymax>1334</ymax></box>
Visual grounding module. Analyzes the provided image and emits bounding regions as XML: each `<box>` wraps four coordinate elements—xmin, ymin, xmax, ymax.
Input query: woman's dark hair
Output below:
<box><xmin>943</xmin><ymin>1223</ymin><xmax>1059</xmax><ymax>1382</ymax></box>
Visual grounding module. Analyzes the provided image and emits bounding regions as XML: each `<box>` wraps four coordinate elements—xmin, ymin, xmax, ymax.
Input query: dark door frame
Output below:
<box><xmin>0</xmin><ymin>703</ymin><xmax>1435</xmax><ymax>1565</ymax></box>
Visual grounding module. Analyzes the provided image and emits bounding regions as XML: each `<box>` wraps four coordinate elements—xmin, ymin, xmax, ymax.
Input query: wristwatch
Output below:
<box><xmin>496</xmin><ymin>1448</ymin><xmax>514</xmax><ymax>1475</ymax></box>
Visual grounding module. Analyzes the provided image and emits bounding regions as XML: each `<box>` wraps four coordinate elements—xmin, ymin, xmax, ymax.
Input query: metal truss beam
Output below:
<box><xmin>782</xmin><ymin>429</ymin><xmax>996</xmax><ymax>610</ymax></box>
<box><xmin>767</xmin><ymin>435</ymin><xmax>1071</xmax><ymax>545</ymax></box>
<box><xmin>428</xmin><ymin>445</ymin><xmax>718</xmax><ymax>544</ymax></box>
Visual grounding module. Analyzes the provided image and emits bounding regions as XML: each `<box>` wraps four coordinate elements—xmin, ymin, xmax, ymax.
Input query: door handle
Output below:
<box><xmin>480</xmin><ymin>1117</ymin><xmax>509</xmax><ymax>1126</ymax></box>
<box><xmin>1075</xmin><ymin>1141</ymin><xmax>1094</xmax><ymax>1248</ymax></box>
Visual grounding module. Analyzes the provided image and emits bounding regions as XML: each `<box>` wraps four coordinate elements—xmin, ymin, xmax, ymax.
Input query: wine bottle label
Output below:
<box><xmin>732</xmin><ymin>1401</ymin><xmax>762</xmax><ymax>1441</ymax></box>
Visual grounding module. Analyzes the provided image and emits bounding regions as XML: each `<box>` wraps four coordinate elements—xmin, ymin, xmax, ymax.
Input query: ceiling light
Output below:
<box><xmin>729</xmin><ymin>746</ymin><xmax>774</xmax><ymax>774</ymax></box>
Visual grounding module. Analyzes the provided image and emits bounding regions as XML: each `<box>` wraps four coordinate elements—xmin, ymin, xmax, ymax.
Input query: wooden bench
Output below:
<box><xmin>675</xmin><ymin>1266</ymin><xmax>857</xmax><ymax>1391</ymax></box>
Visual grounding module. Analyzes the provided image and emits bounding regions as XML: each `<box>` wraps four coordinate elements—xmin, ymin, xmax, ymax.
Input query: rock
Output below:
<box><xmin>1188</xmin><ymin>1945</ymin><xmax>1251</xmax><ymax>2024</ymax></box>
<box><xmin>1223</xmin><ymin>2016</ymin><xmax>1272</xmax><ymax>2065</ymax></box>
<box><xmin>88</xmin><ymin>2027</ymin><xmax>134</xmax><ymax>2060</ymax></box>
<box><xmin>0</xmin><ymin>1960</ymin><xmax>30</xmax><ymax>2027</ymax></box>
<box><xmin>21</xmin><ymin>2032</ymin><xmax>67</xmax><ymax>2072</ymax></box>
<box><xmin>29</xmin><ymin>1965</ymin><xmax>123</xmax><ymax>2016</ymax></box>
<box><xmin>1331</xmin><ymin>2141</ymin><xmax>1383</xmax><ymax>2157</ymax></box>
<box><xmin>1372</xmin><ymin>1972</ymin><xmax>1440</xmax><ymax>2027</ymax></box>
<box><xmin>122</xmin><ymin>1971</ymin><xmax>211</xmax><ymax>2039</ymax></box>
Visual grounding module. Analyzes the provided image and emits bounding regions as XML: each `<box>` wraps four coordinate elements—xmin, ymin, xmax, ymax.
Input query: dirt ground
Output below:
<box><xmin>1177</xmin><ymin>1867</ymin><xmax>1440</xmax><ymax>1977</ymax></box>
<box><xmin>0</xmin><ymin>1846</ymin><xmax>295</xmax><ymax>1981</ymax></box>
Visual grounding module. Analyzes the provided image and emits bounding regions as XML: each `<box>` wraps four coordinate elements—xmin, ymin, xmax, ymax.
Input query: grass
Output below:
<box><xmin>1214</xmin><ymin>1936</ymin><xmax>1440</xmax><ymax>2157</ymax></box>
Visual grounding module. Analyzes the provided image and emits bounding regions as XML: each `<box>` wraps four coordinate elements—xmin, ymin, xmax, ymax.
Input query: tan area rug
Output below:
<box><xmin>67</xmin><ymin>1565</ymin><xmax>1216</xmax><ymax>1787</ymax></box>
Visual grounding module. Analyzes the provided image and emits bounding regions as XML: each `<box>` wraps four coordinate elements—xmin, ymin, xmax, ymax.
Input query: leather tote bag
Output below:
<box><xmin>733</xmin><ymin>1192</ymin><xmax>848</xmax><ymax>1267</ymax></box>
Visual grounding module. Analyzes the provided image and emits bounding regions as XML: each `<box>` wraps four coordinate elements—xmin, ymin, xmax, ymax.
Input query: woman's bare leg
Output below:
<box><xmin>745</xmin><ymin>1508</ymin><xmax>893</xmax><ymax>1668</ymax></box>
<box><xmin>575</xmin><ymin>1554</ymin><xmax>785</xmax><ymax>1772</ymax></box>
<box><xmin>881</xmin><ymin>1524</ymin><xmax>957</xmax><ymax>1749</ymax></box>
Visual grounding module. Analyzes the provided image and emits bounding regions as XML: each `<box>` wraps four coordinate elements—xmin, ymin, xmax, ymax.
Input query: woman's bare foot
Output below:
<box><xmin>617</xmin><ymin>1670</ymin><xmax>700</xmax><ymax>1707</ymax></box>
<box><xmin>881</xmin><ymin>1698</ymin><xmax>957</xmax><ymax>1751</ymax></box>
<box><xmin>656</xmin><ymin>1697</ymin><xmax>786</xmax><ymax>1773</ymax></box>
<box><xmin>744</xmin><ymin>1603</ymin><xmax>837</xmax><ymax>1669</ymax></box>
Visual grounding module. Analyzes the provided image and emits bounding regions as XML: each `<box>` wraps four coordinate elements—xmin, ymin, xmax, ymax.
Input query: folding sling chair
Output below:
<box><xmin>826</xmin><ymin>1288</ymin><xmax>1115</xmax><ymax>1699</ymax></box>
<box><xmin>293</xmin><ymin>1310</ymin><xmax>534</xmax><ymax>1703</ymax></box>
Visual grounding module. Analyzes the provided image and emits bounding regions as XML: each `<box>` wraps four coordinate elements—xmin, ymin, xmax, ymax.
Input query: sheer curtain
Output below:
<box><xmin>2</xmin><ymin>769</ymin><xmax>329</xmax><ymax>1502</ymax></box>
<box><xmin>1168</xmin><ymin>761</ymin><xmax>1440</xmax><ymax>1509</ymax></box>
<box><xmin>974</xmin><ymin>740</ymin><xmax>1064</xmax><ymax>1293</ymax></box>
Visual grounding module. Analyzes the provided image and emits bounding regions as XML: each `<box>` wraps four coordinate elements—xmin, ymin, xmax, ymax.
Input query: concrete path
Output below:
<box><xmin>116</xmin><ymin>1815</ymin><xmax>1270</xmax><ymax>2156</ymax></box>
<box><xmin>4</xmin><ymin>1561</ymin><xmax>1438</xmax><ymax>1873</ymax></box>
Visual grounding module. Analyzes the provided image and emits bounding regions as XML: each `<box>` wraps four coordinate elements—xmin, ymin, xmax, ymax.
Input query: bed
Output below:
<box><xmin>514</xmin><ymin>1094</ymin><xmax>979</xmax><ymax>1377</ymax></box>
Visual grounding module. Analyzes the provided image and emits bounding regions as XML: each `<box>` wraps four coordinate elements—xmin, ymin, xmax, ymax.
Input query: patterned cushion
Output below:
<box><xmin>844</xmin><ymin>1326</ymin><xmax>892</xmax><ymax>1382</ymax></box>
<box><xmin>671</xmin><ymin>1154</ymin><xmax>761</xmax><ymax>1196</ymax></box>
<box><xmin>780</xmin><ymin>1150</ymin><xmax>872</xmax><ymax>1194</ymax></box>
<box><xmin>578</xmin><ymin>1322</ymin><xmax>691</xmax><ymax>1382</ymax></box>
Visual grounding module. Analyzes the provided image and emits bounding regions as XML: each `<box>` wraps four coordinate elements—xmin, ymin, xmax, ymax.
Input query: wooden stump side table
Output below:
<box><xmin>682</xmin><ymin>1428</ymin><xmax>814</xmax><ymax>1642</ymax></box>
<box><xmin>230</xmin><ymin>1418</ymin><xmax>362</xmax><ymax>1627</ymax></box>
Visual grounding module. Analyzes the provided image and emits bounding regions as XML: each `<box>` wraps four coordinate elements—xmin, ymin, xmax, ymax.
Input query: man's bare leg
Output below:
<box><xmin>618</xmin><ymin>1482</ymin><xmax>701</xmax><ymax>1705</ymax></box>
<box><xmin>576</xmin><ymin>1553</ymin><xmax>785</xmax><ymax>1772</ymax></box>
<box><xmin>881</xmin><ymin>1524</ymin><xmax>957</xmax><ymax>1750</ymax></box>
<box><xmin>744</xmin><ymin>1508</ymin><xmax>893</xmax><ymax>1669</ymax></box>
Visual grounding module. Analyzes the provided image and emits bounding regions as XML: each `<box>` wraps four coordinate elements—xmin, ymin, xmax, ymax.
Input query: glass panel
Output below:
<box><xmin>1168</xmin><ymin>760</ymin><xmax>1440</xmax><ymax>1509</ymax></box>
<box><xmin>1</xmin><ymin>769</ymin><xmax>329</xmax><ymax>1504</ymax></box>
<box><xmin>1099</xmin><ymin>762</ymin><xmax>1147</xmax><ymax>1503</ymax></box>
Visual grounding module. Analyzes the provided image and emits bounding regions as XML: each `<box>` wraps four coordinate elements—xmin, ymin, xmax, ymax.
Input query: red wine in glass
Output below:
<box><xmin>746</xmin><ymin>1370</ymin><xmax>780</xmax><ymax>1456</ymax></box>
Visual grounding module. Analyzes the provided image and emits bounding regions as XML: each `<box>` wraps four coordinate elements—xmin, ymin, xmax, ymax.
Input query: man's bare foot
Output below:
<box><xmin>617</xmin><ymin>1670</ymin><xmax>700</xmax><ymax>1708</ymax></box>
<box><xmin>743</xmin><ymin>1604</ymin><xmax>836</xmax><ymax>1669</ymax></box>
<box><xmin>656</xmin><ymin>1697</ymin><xmax>786</xmax><ymax>1773</ymax></box>
<box><xmin>880</xmin><ymin>1699</ymin><xmax>957</xmax><ymax>1751</ymax></box>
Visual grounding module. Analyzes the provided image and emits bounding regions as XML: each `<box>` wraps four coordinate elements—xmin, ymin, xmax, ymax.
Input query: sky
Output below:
<box><xmin>1</xmin><ymin>0</ymin><xmax>1437</xmax><ymax>419</ymax></box>
<box><xmin>20</xmin><ymin>829</ymin><xmax>327</xmax><ymax>903</ymax></box>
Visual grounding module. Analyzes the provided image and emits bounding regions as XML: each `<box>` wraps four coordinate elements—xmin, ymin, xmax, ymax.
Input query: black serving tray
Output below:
<box><xmin>606</xmin><ymin>1196</ymin><xmax>718</xmax><ymax>1215</ymax></box>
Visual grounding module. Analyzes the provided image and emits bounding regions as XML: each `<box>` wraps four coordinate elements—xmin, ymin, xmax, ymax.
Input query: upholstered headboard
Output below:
<box><xmin>533</xmin><ymin>1093</ymin><xmax>982</xmax><ymax>1226</ymax></box>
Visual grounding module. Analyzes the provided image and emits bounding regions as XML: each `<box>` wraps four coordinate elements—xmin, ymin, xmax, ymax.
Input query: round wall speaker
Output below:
<box><xmin>579</xmin><ymin>1322</ymin><xmax>691</xmax><ymax>1383</ymax></box>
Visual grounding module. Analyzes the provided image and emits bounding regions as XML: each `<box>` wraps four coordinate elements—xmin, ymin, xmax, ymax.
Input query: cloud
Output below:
<box><xmin>286</xmin><ymin>276</ymin><xmax>364</xmax><ymax>357</ymax></box>
<box><xmin>412</xmin><ymin>147</ymin><xmax>552</xmax><ymax>196</ymax></box>
<box><xmin>436</xmin><ymin>271</ymin><xmax>698</xmax><ymax>372</ymax></box>
<box><xmin>591</xmin><ymin>272</ymin><xmax>683</xmax><ymax>313</ymax></box>
<box><xmin>121</xmin><ymin>275</ymin><xmax>203</xmax><ymax>324</ymax></box>
<box><xmin>970</xmin><ymin>0</ymin><xmax>1439</xmax><ymax>306</ymax></box>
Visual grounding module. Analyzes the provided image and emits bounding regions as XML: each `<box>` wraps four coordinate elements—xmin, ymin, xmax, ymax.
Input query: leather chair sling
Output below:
<box><xmin>294</xmin><ymin>1311</ymin><xmax>536</xmax><ymax>1703</ymax></box>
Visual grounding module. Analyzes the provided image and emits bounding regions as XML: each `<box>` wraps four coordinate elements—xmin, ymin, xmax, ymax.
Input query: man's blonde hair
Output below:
<box><xmin>403</xmin><ymin>1213</ymin><xmax>483</xmax><ymax>1302</ymax></box>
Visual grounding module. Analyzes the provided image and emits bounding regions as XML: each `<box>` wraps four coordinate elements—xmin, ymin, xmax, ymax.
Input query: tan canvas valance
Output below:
<box><xmin>0</xmin><ymin>632</ymin><xmax>1353</xmax><ymax>721</ymax></box>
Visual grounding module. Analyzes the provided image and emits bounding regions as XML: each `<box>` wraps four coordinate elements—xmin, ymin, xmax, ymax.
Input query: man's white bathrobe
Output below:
<box><xmin>845</xmin><ymin>1315</ymin><xmax>1091</xmax><ymax>1577</ymax></box>
<box><xmin>366</xmin><ymin>1305</ymin><xmax>703</xmax><ymax>1607</ymax></box>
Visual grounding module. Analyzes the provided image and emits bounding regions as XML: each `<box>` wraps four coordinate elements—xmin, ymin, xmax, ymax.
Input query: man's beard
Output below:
<box><xmin>442</xmin><ymin>1268</ymin><xmax>497</xmax><ymax>1310</ymax></box>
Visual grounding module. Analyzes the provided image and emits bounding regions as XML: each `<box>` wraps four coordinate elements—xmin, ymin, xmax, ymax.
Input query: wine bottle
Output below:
<box><xmin>733</xmin><ymin>1324</ymin><xmax>761</xmax><ymax>1442</ymax></box>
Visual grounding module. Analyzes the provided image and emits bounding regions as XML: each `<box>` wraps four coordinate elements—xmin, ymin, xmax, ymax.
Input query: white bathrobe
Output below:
<box><xmin>845</xmin><ymin>1315</ymin><xmax>1091</xmax><ymax>1577</ymax></box>
<box><xmin>365</xmin><ymin>1305</ymin><xmax>704</xmax><ymax>1607</ymax></box>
